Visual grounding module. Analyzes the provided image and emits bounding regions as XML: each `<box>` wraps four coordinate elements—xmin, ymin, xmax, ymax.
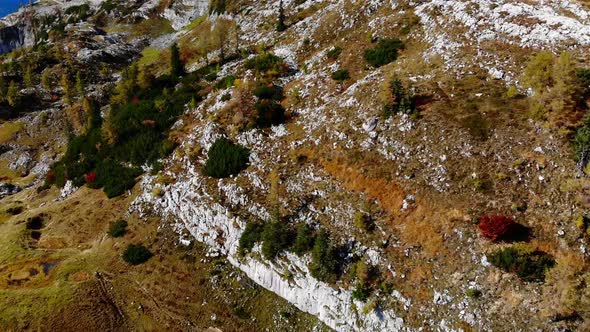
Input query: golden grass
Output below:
<box><xmin>0</xmin><ymin>121</ymin><xmax>23</xmax><ymax>144</ymax></box>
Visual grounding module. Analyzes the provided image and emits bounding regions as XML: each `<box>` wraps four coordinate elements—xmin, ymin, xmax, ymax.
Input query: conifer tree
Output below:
<box><xmin>170</xmin><ymin>42</ymin><xmax>184</xmax><ymax>78</ymax></box>
<box><xmin>7</xmin><ymin>81</ymin><xmax>19</xmax><ymax>107</ymax></box>
<box><xmin>76</xmin><ymin>71</ymin><xmax>85</xmax><ymax>96</ymax></box>
<box><xmin>276</xmin><ymin>0</ymin><xmax>287</xmax><ymax>32</ymax></box>
<box><xmin>41</xmin><ymin>69</ymin><xmax>51</xmax><ymax>90</ymax></box>
<box><xmin>24</xmin><ymin>64</ymin><xmax>34</xmax><ymax>88</ymax></box>
<box><xmin>60</xmin><ymin>72</ymin><xmax>73</xmax><ymax>105</ymax></box>
<box><xmin>0</xmin><ymin>76</ymin><xmax>6</xmax><ymax>102</ymax></box>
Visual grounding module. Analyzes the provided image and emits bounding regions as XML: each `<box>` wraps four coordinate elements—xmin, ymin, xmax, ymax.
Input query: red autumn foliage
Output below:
<box><xmin>478</xmin><ymin>215</ymin><xmax>518</xmax><ymax>241</ymax></box>
<box><xmin>84</xmin><ymin>171</ymin><xmax>97</xmax><ymax>184</ymax></box>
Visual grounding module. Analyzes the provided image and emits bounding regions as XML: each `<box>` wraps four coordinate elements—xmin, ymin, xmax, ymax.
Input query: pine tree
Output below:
<box><xmin>24</xmin><ymin>64</ymin><xmax>34</xmax><ymax>88</ymax></box>
<box><xmin>60</xmin><ymin>72</ymin><xmax>73</xmax><ymax>105</ymax></box>
<box><xmin>41</xmin><ymin>69</ymin><xmax>51</xmax><ymax>90</ymax></box>
<box><xmin>0</xmin><ymin>76</ymin><xmax>6</xmax><ymax>102</ymax></box>
<box><xmin>76</xmin><ymin>71</ymin><xmax>85</xmax><ymax>96</ymax></box>
<box><xmin>170</xmin><ymin>42</ymin><xmax>184</xmax><ymax>78</ymax></box>
<box><xmin>7</xmin><ymin>81</ymin><xmax>19</xmax><ymax>107</ymax></box>
<box><xmin>276</xmin><ymin>0</ymin><xmax>287</xmax><ymax>32</ymax></box>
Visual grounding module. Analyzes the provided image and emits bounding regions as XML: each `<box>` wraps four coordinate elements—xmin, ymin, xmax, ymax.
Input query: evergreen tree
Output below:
<box><xmin>60</xmin><ymin>72</ymin><xmax>73</xmax><ymax>105</ymax></box>
<box><xmin>76</xmin><ymin>71</ymin><xmax>85</xmax><ymax>96</ymax></box>
<box><xmin>0</xmin><ymin>76</ymin><xmax>6</xmax><ymax>102</ymax></box>
<box><xmin>170</xmin><ymin>42</ymin><xmax>184</xmax><ymax>78</ymax></box>
<box><xmin>24</xmin><ymin>64</ymin><xmax>34</xmax><ymax>88</ymax></box>
<box><xmin>276</xmin><ymin>0</ymin><xmax>287</xmax><ymax>32</ymax></box>
<box><xmin>41</xmin><ymin>69</ymin><xmax>51</xmax><ymax>90</ymax></box>
<box><xmin>7</xmin><ymin>81</ymin><xmax>19</xmax><ymax>107</ymax></box>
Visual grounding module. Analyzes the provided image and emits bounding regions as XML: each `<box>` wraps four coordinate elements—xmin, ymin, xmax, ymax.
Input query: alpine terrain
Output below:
<box><xmin>1</xmin><ymin>0</ymin><xmax>590</xmax><ymax>331</ymax></box>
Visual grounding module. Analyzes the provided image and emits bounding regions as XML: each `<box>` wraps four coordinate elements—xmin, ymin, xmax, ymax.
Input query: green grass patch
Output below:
<box><xmin>138</xmin><ymin>47</ymin><xmax>163</xmax><ymax>68</ymax></box>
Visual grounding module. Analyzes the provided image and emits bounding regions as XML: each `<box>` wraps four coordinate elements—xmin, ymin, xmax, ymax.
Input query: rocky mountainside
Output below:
<box><xmin>1</xmin><ymin>0</ymin><xmax>590</xmax><ymax>331</ymax></box>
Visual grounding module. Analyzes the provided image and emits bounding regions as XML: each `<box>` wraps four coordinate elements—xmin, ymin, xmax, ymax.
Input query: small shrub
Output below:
<box><xmin>466</xmin><ymin>288</ymin><xmax>482</xmax><ymax>298</ymax></box>
<box><xmin>220</xmin><ymin>93</ymin><xmax>231</xmax><ymax>102</ymax></box>
<box><xmin>253</xmin><ymin>85</ymin><xmax>282</xmax><ymax>100</ymax></box>
<box><xmin>364</xmin><ymin>39</ymin><xmax>404</xmax><ymax>68</ymax></box>
<box><xmin>216</xmin><ymin>75</ymin><xmax>236</xmax><ymax>89</ymax></box>
<box><xmin>202</xmin><ymin>138</ymin><xmax>250</xmax><ymax>178</ymax></box>
<box><xmin>462</xmin><ymin>112</ymin><xmax>490</xmax><ymax>141</ymax></box>
<box><xmin>209</xmin><ymin>0</ymin><xmax>227</xmax><ymax>14</ymax></box>
<box><xmin>351</xmin><ymin>283</ymin><xmax>371</xmax><ymax>302</ymax></box>
<box><xmin>6</xmin><ymin>206</ymin><xmax>23</xmax><ymax>215</ymax></box>
<box><xmin>122</xmin><ymin>244</ymin><xmax>153</xmax><ymax>265</ymax></box>
<box><xmin>327</xmin><ymin>46</ymin><xmax>342</xmax><ymax>60</ymax></box>
<box><xmin>244</xmin><ymin>53</ymin><xmax>288</xmax><ymax>77</ymax></box>
<box><xmin>331</xmin><ymin>69</ymin><xmax>350</xmax><ymax>81</ymax></box>
<box><xmin>255</xmin><ymin>100</ymin><xmax>285</xmax><ymax>128</ymax></box>
<box><xmin>261</xmin><ymin>221</ymin><xmax>292</xmax><ymax>260</ymax></box>
<box><xmin>26</xmin><ymin>215</ymin><xmax>44</xmax><ymax>230</ymax></box>
<box><xmin>354</xmin><ymin>212</ymin><xmax>374</xmax><ymax>232</ymax></box>
<box><xmin>108</xmin><ymin>220</ymin><xmax>128</xmax><ymax>237</ymax></box>
<box><xmin>238</xmin><ymin>221</ymin><xmax>263</xmax><ymax>255</ymax></box>
<box><xmin>232</xmin><ymin>306</ymin><xmax>250</xmax><ymax>320</ymax></box>
<box><xmin>488</xmin><ymin>247</ymin><xmax>555</xmax><ymax>282</ymax></box>
<box><xmin>355</xmin><ymin>260</ymin><xmax>376</xmax><ymax>284</ymax></box>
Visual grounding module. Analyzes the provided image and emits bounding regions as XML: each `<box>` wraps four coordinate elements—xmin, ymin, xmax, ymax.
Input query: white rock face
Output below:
<box><xmin>131</xmin><ymin>167</ymin><xmax>408</xmax><ymax>332</ymax></box>
<box><xmin>414</xmin><ymin>0</ymin><xmax>590</xmax><ymax>82</ymax></box>
<box><xmin>162</xmin><ymin>0</ymin><xmax>209</xmax><ymax>30</ymax></box>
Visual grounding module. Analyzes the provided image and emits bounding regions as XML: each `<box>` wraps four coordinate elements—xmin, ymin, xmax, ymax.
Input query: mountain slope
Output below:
<box><xmin>1</xmin><ymin>0</ymin><xmax>590</xmax><ymax>331</ymax></box>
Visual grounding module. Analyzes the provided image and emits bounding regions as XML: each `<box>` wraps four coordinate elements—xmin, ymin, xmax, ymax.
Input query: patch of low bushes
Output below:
<box><xmin>245</xmin><ymin>53</ymin><xmax>289</xmax><ymax>78</ymax></box>
<box><xmin>488</xmin><ymin>246</ymin><xmax>555</xmax><ymax>282</ymax></box>
<box><xmin>331</xmin><ymin>69</ymin><xmax>350</xmax><ymax>81</ymax></box>
<box><xmin>122</xmin><ymin>244</ymin><xmax>153</xmax><ymax>265</ymax></box>
<box><xmin>202</xmin><ymin>138</ymin><xmax>250</xmax><ymax>178</ymax></box>
<box><xmin>253</xmin><ymin>84</ymin><xmax>282</xmax><ymax>100</ymax></box>
<box><xmin>6</xmin><ymin>206</ymin><xmax>23</xmax><ymax>215</ymax></box>
<box><xmin>216</xmin><ymin>75</ymin><xmax>236</xmax><ymax>89</ymax></box>
<box><xmin>364</xmin><ymin>38</ymin><xmax>404</xmax><ymax>68</ymax></box>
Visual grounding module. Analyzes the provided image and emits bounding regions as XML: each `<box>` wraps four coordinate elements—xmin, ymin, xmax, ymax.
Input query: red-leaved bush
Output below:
<box><xmin>46</xmin><ymin>170</ymin><xmax>56</xmax><ymax>183</ymax></box>
<box><xmin>84</xmin><ymin>171</ymin><xmax>97</xmax><ymax>184</ymax></box>
<box><xmin>478</xmin><ymin>215</ymin><xmax>518</xmax><ymax>242</ymax></box>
